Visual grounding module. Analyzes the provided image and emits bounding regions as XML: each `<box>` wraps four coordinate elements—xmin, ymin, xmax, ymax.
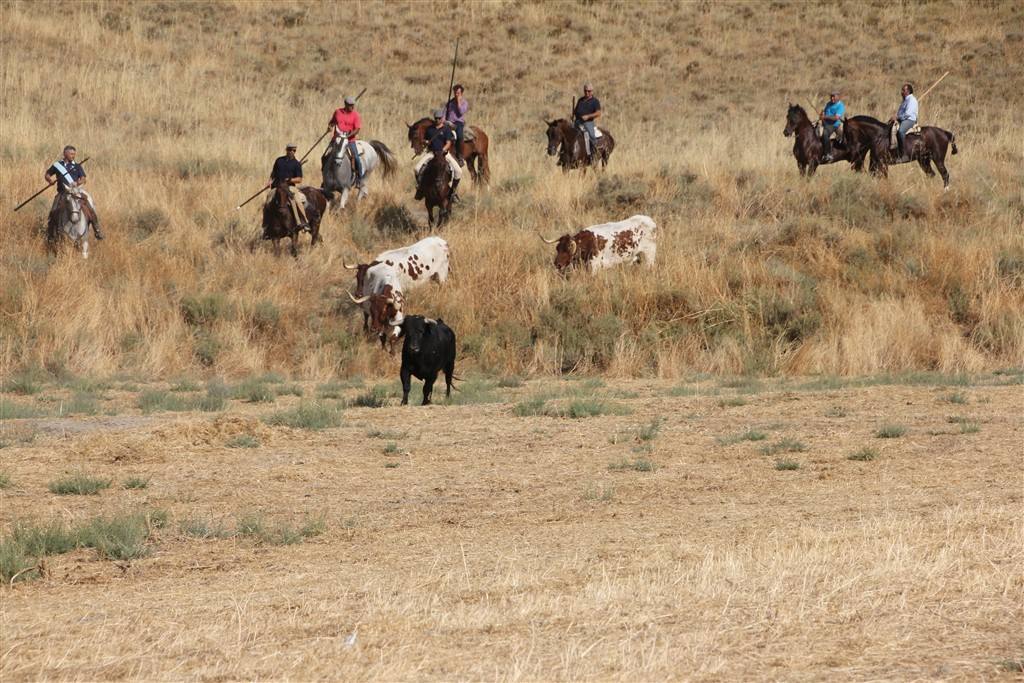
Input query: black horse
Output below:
<box><xmin>545</xmin><ymin>118</ymin><xmax>614</xmax><ymax>171</ymax></box>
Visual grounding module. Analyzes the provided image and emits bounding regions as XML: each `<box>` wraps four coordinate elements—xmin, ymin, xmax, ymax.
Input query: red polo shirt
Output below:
<box><xmin>331</xmin><ymin>109</ymin><xmax>361</xmax><ymax>140</ymax></box>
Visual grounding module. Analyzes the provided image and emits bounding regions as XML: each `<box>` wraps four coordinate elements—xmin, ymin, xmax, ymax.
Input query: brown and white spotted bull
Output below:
<box><xmin>345</xmin><ymin>236</ymin><xmax>451</xmax><ymax>345</ymax></box>
<box><xmin>541</xmin><ymin>214</ymin><xmax>657</xmax><ymax>273</ymax></box>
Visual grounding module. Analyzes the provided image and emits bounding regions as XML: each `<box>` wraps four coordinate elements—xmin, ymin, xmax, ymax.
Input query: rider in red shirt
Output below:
<box><xmin>326</xmin><ymin>95</ymin><xmax>363</xmax><ymax>184</ymax></box>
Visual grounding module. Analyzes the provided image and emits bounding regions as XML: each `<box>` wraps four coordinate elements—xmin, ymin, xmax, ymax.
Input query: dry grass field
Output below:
<box><xmin>2</xmin><ymin>373</ymin><xmax>1023</xmax><ymax>680</ymax></box>
<box><xmin>1</xmin><ymin>1</ymin><xmax>1023</xmax><ymax>680</ymax></box>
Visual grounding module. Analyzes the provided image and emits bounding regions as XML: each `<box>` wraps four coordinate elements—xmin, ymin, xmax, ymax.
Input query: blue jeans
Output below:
<box><xmin>453</xmin><ymin>121</ymin><xmax>465</xmax><ymax>155</ymax></box>
<box><xmin>348</xmin><ymin>140</ymin><xmax>363</xmax><ymax>178</ymax></box>
<box><xmin>577</xmin><ymin>120</ymin><xmax>597</xmax><ymax>155</ymax></box>
<box><xmin>897</xmin><ymin>119</ymin><xmax>916</xmax><ymax>154</ymax></box>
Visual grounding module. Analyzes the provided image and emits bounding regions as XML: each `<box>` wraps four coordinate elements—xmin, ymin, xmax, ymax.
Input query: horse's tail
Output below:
<box><xmin>370</xmin><ymin>140</ymin><xmax>397</xmax><ymax>178</ymax></box>
<box><xmin>949</xmin><ymin>131</ymin><xmax>958</xmax><ymax>155</ymax></box>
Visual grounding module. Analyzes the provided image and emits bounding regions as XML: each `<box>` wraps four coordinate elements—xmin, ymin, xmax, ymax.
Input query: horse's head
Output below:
<box><xmin>262</xmin><ymin>186</ymin><xmax>292</xmax><ymax>235</ymax></box>
<box><xmin>783</xmin><ymin>104</ymin><xmax>806</xmax><ymax>137</ymax></box>
<box><xmin>545</xmin><ymin>119</ymin><xmax>566</xmax><ymax>156</ymax></box>
<box><xmin>58</xmin><ymin>190</ymin><xmax>82</xmax><ymax>223</ymax></box>
<box><xmin>407</xmin><ymin>118</ymin><xmax>429</xmax><ymax>155</ymax></box>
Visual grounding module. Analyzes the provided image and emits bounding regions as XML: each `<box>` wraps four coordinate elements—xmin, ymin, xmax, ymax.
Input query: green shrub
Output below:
<box><xmin>123</xmin><ymin>476</ymin><xmax>150</xmax><ymax>490</ymax></box>
<box><xmin>609</xmin><ymin>458</ymin><xmax>656</xmax><ymax>472</ymax></box>
<box><xmin>48</xmin><ymin>474</ymin><xmax>112</xmax><ymax>495</ymax></box>
<box><xmin>0</xmin><ymin>398</ymin><xmax>46</xmax><ymax>419</ymax></box>
<box><xmin>231</xmin><ymin>378</ymin><xmax>275</xmax><ymax>403</ymax></box>
<box><xmin>226</xmin><ymin>434</ymin><xmax>260</xmax><ymax>449</ymax></box>
<box><xmin>180</xmin><ymin>293</ymin><xmax>231</xmax><ymax>327</ymax></box>
<box><xmin>250</xmin><ymin>300</ymin><xmax>281</xmax><ymax>333</ymax></box>
<box><xmin>760</xmin><ymin>438</ymin><xmax>807</xmax><ymax>456</ymax></box>
<box><xmin>847</xmin><ymin>447</ymin><xmax>879</xmax><ymax>462</ymax></box>
<box><xmin>774</xmin><ymin>459</ymin><xmax>800</xmax><ymax>471</ymax></box>
<box><xmin>180</xmin><ymin>518</ymin><xmax>232</xmax><ymax>539</ymax></box>
<box><xmin>350</xmin><ymin>384</ymin><xmax>391</xmax><ymax>408</ymax></box>
<box><xmin>264</xmin><ymin>402</ymin><xmax>341</xmax><ymax>430</ymax></box>
<box><xmin>0</xmin><ymin>473</ymin><xmax>11</xmax><ymax>489</ymax></box>
<box><xmin>137</xmin><ymin>390</ymin><xmax>191</xmax><ymax>413</ymax></box>
<box><xmin>717</xmin><ymin>429</ymin><xmax>767</xmax><ymax>445</ymax></box>
<box><xmin>875</xmin><ymin>424</ymin><xmax>906</xmax><ymax>439</ymax></box>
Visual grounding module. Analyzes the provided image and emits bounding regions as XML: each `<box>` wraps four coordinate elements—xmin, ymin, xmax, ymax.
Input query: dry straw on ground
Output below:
<box><xmin>1</xmin><ymin>378</ymin><xmax>1022</xmax><ymax>679</ymax></box>
<box><xmin>1</xmin><ymin>1</ymin><xmax>1021</xmax><ymax>381</ymax></box>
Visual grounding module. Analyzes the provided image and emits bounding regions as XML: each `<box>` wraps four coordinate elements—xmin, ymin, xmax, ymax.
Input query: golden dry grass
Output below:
<box><xmin>1</xmin><ymin>377</ymin><xmax>1022</xmax><ymax>680</ymax></box>
<box><xmin>1</xmin><ymin>2</ymin><xmax>1023</xmax><ymax>680</ymax></box>
<box><xmin>1</xmin><ymin>1</ymin><xmax>1022</xmax><ymax>380</ymax></box>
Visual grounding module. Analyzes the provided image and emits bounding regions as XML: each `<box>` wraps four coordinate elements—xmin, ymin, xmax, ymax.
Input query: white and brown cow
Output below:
<box><xmin>541</xmin><ymin>214</ymin><xmax>657</xmax><ymax>273</ymax></box>
<box><xmin>345</xmin><ymin>236</ymin><xmax>451</xmax><ymax>345</ymax></box>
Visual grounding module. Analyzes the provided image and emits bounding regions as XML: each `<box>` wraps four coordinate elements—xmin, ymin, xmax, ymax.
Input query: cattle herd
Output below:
<box><xmin>343</xmin><ymin>214</ymin><xmax>657</xmax><ymax>401</ymax></box>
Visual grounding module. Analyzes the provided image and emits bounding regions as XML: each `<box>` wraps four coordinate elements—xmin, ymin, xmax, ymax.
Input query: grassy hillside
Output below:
<box><xmin>1</xmin><ymin>0</ymin><xmax>1022</xmax><ymax>380</ymax></box>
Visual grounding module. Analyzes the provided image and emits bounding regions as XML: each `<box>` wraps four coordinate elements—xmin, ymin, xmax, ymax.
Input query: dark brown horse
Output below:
<box><xmin>545</xmin><ymin>119</ymin><xmax>614</xmax><ymax>171</ymax></box>
<box><xmin>407</xmin><ymin>118</ymin><xmax>490</xmax><ymax>184</ymax></box>
<box><xmin>260</xmin><ymin>186</ymin><xmax>327</xmax><ymax>256</ymax></box>
<box><xmin>845</xmin><ymin>115</ymin><xmax>959</xmax><ymax>188</ymax></box>
<box><xmin>418</xmin><ymin>152</ymin><xmax>453</xmax><ymax>228</ymax></box>
<box><xmin>782</xmin><ymin>104</ymin><xmax>876</xmax><ymax>175</ymax></box>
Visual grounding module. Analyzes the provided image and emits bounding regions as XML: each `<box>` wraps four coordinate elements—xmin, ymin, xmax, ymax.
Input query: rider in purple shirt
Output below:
<box><xmin>442</xmin><ymin>84</ymin><xmax>469</xmax><ymax>167</ymax></box>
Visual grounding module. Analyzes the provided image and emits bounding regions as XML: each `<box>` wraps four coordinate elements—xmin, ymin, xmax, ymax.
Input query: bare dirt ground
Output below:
<box><xmin>1</xmin><ymin>377</ymin><xmax>1021</xmax><ymax>681</ymax></box>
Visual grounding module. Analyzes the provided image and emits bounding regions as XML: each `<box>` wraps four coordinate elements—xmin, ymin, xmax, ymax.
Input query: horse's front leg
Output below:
<box><xmin>339</xmin><ymin>187</ymin><xmax>350</xmax><ymax>209</ymax></box>
<box><xmin>80</xmin><ymin>236</ymin><xmax>89</xmax><ymax>259</ymax></box>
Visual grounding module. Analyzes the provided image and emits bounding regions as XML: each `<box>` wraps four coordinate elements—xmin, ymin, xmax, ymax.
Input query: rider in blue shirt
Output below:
<box><xmin>820</xmin><ymin>90</ymin><xmax>845</xmax><ymax>162</ymax></box>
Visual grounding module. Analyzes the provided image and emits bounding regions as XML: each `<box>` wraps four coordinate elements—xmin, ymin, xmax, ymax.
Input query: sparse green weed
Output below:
<box><xmin>48</xmin><ymin>474</ymin><xmax>113</xmax><ymax>495</ymax></box>
<box><xmin>875</xmin><ymin>424</ymin><xmax>907</xmax><ymax>439</ymax></box>
<box><xmin>774</xmin><ymin>459</ymin><xmax>800</xmax><ymax>471</ymax></box>
<box><xmin>264</xmin><ymin>402</ymin><xmax>341</xmax><ymax>430</ymax></box>
<box><xmin>847</xmin><ymin>447</ymin><xmax>879</xmax><ymax>462</ymax></box>
<box><xmin>123</xmin><ymin>476</ymin><xmax>150</xmax><ymax>490</ymax></box>
<box><xmin>760</xmin><ymin>438</ymin><xmax>807</xmax><ymax>455</ymax></box>
<box><xmin>226</xmin><ymin>434</ymin><xmax>260</xmax><ymax>448</ymax></box>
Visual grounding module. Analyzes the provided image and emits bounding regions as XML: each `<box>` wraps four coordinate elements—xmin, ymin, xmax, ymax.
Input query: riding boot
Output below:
<box><xmin>91</xmin><ymin>218</ymin><xmax>104</xmax><ymax>240</ymax></box>
<box><xmin>450</xmin><ymin>178</ymin><xmax>461</xmax><ymax>203</ymax></box>
<box><xmin>455</xmin><ymin>152</ymin><xmax>465</xmax><ymax>168</ymax></box>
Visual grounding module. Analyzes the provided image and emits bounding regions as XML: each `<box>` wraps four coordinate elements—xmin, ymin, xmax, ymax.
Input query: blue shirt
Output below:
<box><xmin>823</xmin><ymin>100</ymin><xmax>845</xmax><ymax>129</ymax></box>
<box><xmin>270</xmin><ymin>155</ymin><xmax>303</xmax><ymax>186</ymax></box>
<box><xmin>47</xmin><ymin>160</ymin><xmax>85</xmax><ymax>193</ymax></box>
<box><xmin>897</xmin><ymin>94</ymin><xmax>918</xmax><ymax>122</ymax></box>
<box><xmin>574</xmin><ymin>96</ymin><xmax>601</xmax><ymax>124</ymax></box>
<box><xmin>426</xmin><ymin>125</ymin><xmax>455</xmax><ymax>153</ymax></box>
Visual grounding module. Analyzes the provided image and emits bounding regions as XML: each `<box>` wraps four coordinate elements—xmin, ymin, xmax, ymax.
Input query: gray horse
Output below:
<box><xmin>47</xmin><ymin>190</ymin><xmax>92</xmax><ymax>258</ymax></box>
<box><xmin>321</xmin><ymin>136</ymin><xmax>397</xmax><ymax>210</ymax></box>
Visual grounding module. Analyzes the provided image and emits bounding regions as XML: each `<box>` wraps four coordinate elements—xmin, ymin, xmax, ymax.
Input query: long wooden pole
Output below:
<box><xmin>917</xmin><ymin>70</ymin><xmax>949</xmax><ymax>102</ymax></box>
<box><xmin>13</xmin><ymin>157</ymin><xmax>90</xmax><ymax>211</ymax></box>
<box><xmin>444</xmin><ymin>38</ymin><xmax>460</xmax><ymax>112</ymax></box>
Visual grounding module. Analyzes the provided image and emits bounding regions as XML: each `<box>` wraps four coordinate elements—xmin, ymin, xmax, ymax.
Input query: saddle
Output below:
<box><xmin>890</xmin><ymin>121</ymin><xmax>923</xmax><ymax>147</ymax></box>
<box><xmin>444</xmin><ymin>122</ymin><xmax>474</xmax><ymax>142</ymax></box>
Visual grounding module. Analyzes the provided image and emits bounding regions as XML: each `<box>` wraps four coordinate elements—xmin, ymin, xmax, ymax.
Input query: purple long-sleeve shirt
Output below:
<box><xmin>443</xmin><ymin>98</ymin><xmax>469</xmax><ymax>124</ymax></box>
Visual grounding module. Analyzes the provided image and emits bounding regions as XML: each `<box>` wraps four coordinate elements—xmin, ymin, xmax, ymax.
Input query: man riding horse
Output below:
<box><xmin>819</xmin><ymin>89</ymin><xmax>845</xmax><ymax>163</ymax></box>
<box><xmin>414</xmin><ymin>109</ymin><xmax>462</xmax><ymax>202</ymax></box>
<box><xmin>573</xmin><ymin>83</ymin><xmax>602</xmax><ymax>163</ymax></box>
<box><xmin>324</xmin><ymin>95</ymin><xmax>364</xmax><ymax>188</ymax></box>
<box><xmin>264</xmin><ymin>143</ymin><xmax>309</xmax><ymax>232</ymax></box>
<box><xmin>889</xmin><ymin>82</ymin><xmax>919</xmax><ymax>163</ymax></box>
<box><xmin>442</xmin><ymin>84</ymin><xmax>469</xmax><ymax>167</ymax></box>
<box><xmin>45</xmin><ymin>145</ymin><xmax>102</xmax><ymax>240</ymax></box>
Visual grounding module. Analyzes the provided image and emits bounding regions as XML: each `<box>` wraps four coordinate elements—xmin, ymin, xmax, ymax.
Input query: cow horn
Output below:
<box><xmin>568</xmin><ymin>240</ymin><xmax>578</xmax><ymax>255</ymax></box>
<box><xmin>539</xmin><ymin>233</ymin><xmax>560</xmax><ymax>244</ymax></box>
<box><xmin>348</xmin><ymin>291</ymin><xmax>370</xmax><ymax>304</ymax></box>
<box><xmin>343</xmin><ymin>261</ymin><xmax>359</xmax><ymax>270</ymax></box>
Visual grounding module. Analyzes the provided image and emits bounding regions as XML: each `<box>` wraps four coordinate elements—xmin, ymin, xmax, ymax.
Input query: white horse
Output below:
<box><xmin>320</xmin><ymin>135</ymin><xmax>397</xmax><ymax>210</ymax></box>
<box><xmin>47</xmin><ymin>189</ymin><xmax>91</xmax><ymax>258</ymax></box>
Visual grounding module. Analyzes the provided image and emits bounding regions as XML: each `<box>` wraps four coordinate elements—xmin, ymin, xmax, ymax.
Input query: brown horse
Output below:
<box><xmin>418</xmin><ymin>151</ymin><xmax>453</xmax><ymax>228</ymax></box>
<box><xmin>260</xmin><ymin>186</ymin><xmax>327</xmax><ymax>257</ymax></box>
<box><xmin>782</xmin><ymin>104</ymin><xmax>877</xmax><ymax>175</ymax></box>
<box><xmin>407</xmin><ymin>118</ymin><xmax>490</xmax><ymax>184</ymax></box>
<box><xmin>545</xmin><ymin>119</ymin><xmax>614</xmax><ymax>171</ymax></box>
<box><xmin>846</xmin><ymin>115</ymin><xmax>959</xmax><ymax>188</ymax></box>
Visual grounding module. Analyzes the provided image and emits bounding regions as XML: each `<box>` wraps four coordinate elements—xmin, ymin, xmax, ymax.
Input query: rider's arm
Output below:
<box><xmin>589</xmin><ymin>108</ymin><xmax>602</xmax><ymax>121</ymax></box>
<box><xmin>349</xmin><ymin>127</ymin><xmax>360</xmax><ymax>138</ymax></box>
<box><xmin>45</xmin><ymin>170</ymin><xmax>55</xmax><ymax>184</ymax></box>
<box><xmin>75</xmin><ymin>175</ymin><xmax>86</xmax><ymax>187</ymax></box>
<box><xmin>290</xmin><ymin>176</ymin><xmax>303</xmax><ymax>185</ymax></box>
